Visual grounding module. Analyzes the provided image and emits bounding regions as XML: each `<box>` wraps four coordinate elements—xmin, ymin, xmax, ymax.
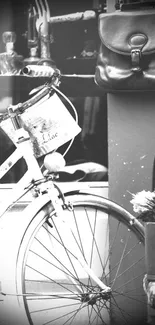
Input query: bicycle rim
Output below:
<box><xmin>16</xmin><ymin>194</ymin><xmax>146</xmax><ymax>325</ymax></box>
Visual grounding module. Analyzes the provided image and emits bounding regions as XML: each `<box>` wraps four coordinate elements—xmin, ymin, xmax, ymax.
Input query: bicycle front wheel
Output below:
<box><xmin>16</xmin><ymin>193</ymin><xmax>146</xmax><ymax>325</ymax></box>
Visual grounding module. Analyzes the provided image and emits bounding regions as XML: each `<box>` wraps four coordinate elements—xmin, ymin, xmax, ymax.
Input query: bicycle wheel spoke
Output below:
<box><xmin>88</xmin><ymin>209</ymin><xmax>97</xmax><ymax>288</ymax></box>
<box><xmin>110</xmin><ymin>255</ymin><xmax>144</xmax><ymax>286</ymax></box>
<box><xmin>122</xmin><ymin>286</ymin><xmax>146</xmax><ymax>295</ymax></box>
<box><xmin>26</xmin><ymin>264</ymin><xmax>78</xmax><ymax>297</ymax></box>
<box><xmin>30</xmin><ymin>302</ymin><xmax>81</xmax><ymax>314</ymax></box>
<box><xmin>103</xmin><ymin>221</ymin><xmax>120</xmax><ymax>275</ymax></box>
<box><xmin>29</xmin><ymin>244</ymin><xmax>85</xmax><ymax>292</ymax></box>
<box><xmin>113</xmin><ymin>271</ymin><xmax>144</xmax><ymax>292</ymax></box>
<box><xmin>111</xmin><ymin>294</ymin><xmax>129</xmax><ymax>324</ymax></box>
<box><xmin>42</xmin><ymin>303</ymin><xmax>87</xmax><ymax>325</ymax></box>
<box><xmin>68</xmin><ymin>209</ymin><xmax>94</xmax><ymax>288</ymax></box>
<box><xmin>99</xmin><ymin>300</ymin><xmax>111</xmax><ymax>321</ymax></box>
<box><xmin>45</xmin><ymin>219</ymin><xmax>85</xmax><ymax>294</ymax></box>
<box><xmin>29</xmin><ymin>248</ymin><xmax>79</xmax><ymax>282</ymax></box>
<box><xmin>88</xmin><ymin>304</ymin><xmax>93</xmax><ymax>324</ymax></box>
<box><xmin>36</xmin><ymin>227</ymin><xmax>88</xmax><ymax>293</ymax></box>
<box><xmin>51</xmin><ymin>216</ymin><xmax>81</xmax><ymax>279</ymax></box>
<box><xmin>87</xmin><ymin>305</ymin><xmax>97</xmax><ymax>325</ymax></box>
<box><xmin>43</xmin><ymin>223</ymin><xmax>84</xmax><ymax>292</ymax></box>
<box><xmin>101</xmin><ymin>223</ymin><xmax>109</xmax><ymax>284</ymax></box>
<box><xmin>85</xmin><ymin>208</ymin><xmax>104</xmax><ymax>288</ymax></box>
<box><xmin>92</xmin><ymin>304</ymin><xmax>106</xmax><ymax>325</ymax></box>
<box><xmin>112</xmin><ymin>290</ymin><xmax>146</xmax><ymax>305</ymax></box>
<box><xmin>64</xmin><ymin>302</ymin><xmax>84</xmax><ymax>325</ymax></box>
<box><xmin>45</xmin><ymin>221</ymin><xmax>80</xmax><ymax>268</ymax></box>
<box><xmin>42</xmin><ymin>226</ymin><xmax>77</xmax><ymax>264</ymax></box>
<box><xmin>26</xmin><ymin>293</ymin><xmax>80</xmax><ymax>300</ymax></box>
<box><xmin>73</xmin><ymin>208</ymin><xmax>86</xmax><ymax>258</ymax></box>
<box><xmin>86</xmin><ymin>299</ymin><xmax>109</xmax><ymax>325</ymax></box>
<box><xmin>105</xmin><ymin>239</ymin><xmax>143</xmax><ymax>281</ymax></box>
<box><xmin>110</xmin><ymin>292</ymin><xmax>145</xmax><ymax>324</ymax></box>
<box><xmin>110</xmin><ymin>298</ymin><xmax>137</xmax><ymax>317</ymax></box>
<box><xmin>111</xmin><ymin>230</ymin><xmax>130</xmax><ymax>289</ymax></box>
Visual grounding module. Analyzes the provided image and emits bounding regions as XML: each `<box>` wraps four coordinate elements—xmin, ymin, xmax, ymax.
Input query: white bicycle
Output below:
<box><xmin>0</xmin><ymin>72</ymin><xmax>146</xmax><ymax>325</ymax></box>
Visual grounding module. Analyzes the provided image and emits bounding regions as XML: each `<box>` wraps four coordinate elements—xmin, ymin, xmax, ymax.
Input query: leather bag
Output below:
<box><xmin>95</xmin><ymin>10</ymin><xmax>155</xmax><ymax>92</ymax></box>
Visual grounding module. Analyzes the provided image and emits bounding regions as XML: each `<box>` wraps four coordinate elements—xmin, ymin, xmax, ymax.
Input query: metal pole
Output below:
<box><xmin>107</xmin><ymin>0</ymin><xmax>116</xmax><ymax>12</ymax></box>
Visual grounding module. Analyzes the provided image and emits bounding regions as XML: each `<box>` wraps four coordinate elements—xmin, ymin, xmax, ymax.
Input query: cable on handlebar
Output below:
<box><xmin>18</xmin><ymin>72</ymin><xmax>61</xmax><ymax>113</ymax></box>
<box><xmin>51</xmin><ymin>84</ymin><xmax>78</xmax><ymax>157</ymax></box>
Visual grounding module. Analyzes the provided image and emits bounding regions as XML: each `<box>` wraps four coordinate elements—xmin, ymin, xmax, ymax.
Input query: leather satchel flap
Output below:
<box><xmin>99</xmin><ymin>10</ymin><xmax>155</xmax><ymax>55</ymax></box>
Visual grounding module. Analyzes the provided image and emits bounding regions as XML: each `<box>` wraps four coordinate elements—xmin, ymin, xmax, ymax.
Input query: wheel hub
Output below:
<box><xmin>81</xmin><ymin>289</ymin><xmax>111</xmax><ymax>306</ymax></box>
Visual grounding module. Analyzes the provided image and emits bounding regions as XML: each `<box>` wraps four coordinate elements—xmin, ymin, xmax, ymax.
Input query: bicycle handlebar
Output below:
<box><xmin>17</xmin><ymin>85</ymin><xmax>53</xmax><ymax>113</ymax></box>
<box><xmin>49</xmin><ymin>10</ymin><xmax>97</xmax><ymax>24</ymax></box>
<box><xmin>0</xmin><ymin>74</ymin><xmax>59</xmax><ymax>123</ymax></box>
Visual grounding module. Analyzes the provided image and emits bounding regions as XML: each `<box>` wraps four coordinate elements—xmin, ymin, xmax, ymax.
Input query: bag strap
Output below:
<box><xmin>120</xmin><ymin>1</ymin><xmax>155</xmax><ymax>11</ymax></box>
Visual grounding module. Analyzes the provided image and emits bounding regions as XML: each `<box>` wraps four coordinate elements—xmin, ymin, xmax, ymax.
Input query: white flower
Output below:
<box><xmin>130</xmin><ymin>190</ymin><xmax>155</xmax><ymax>213</ymax></box>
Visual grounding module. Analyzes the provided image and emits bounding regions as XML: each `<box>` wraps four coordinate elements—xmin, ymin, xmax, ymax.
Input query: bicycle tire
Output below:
<box><xmin>15</xmin><ymin>193</ymin><xmax>146</xmax><ymax>325</ymax></box>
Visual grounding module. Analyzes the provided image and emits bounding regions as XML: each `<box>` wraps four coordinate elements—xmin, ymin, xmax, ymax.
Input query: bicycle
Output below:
<box><xmin>0</xmin><ymin>71</ymin><xmax>147</xmax><ymax>325</ymax></box>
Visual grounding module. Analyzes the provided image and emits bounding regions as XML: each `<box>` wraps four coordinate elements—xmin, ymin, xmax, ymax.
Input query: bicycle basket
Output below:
<box><xmin>0</xmin><ymin>92</ymin><xmax>81</xmax><ymax>158</ymax></box>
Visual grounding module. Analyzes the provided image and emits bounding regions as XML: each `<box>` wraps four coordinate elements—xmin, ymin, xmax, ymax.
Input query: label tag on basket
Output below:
<box><xmin>20</xmin><ymin>92</ymin><xmax>81</xmax><ymax>157</ymax></box>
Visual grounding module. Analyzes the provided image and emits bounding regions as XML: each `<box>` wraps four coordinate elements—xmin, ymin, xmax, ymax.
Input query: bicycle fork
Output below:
<box><xmin>46</xmin><ymin>184</ymin><xmax>111</xmax><ymax>297</ymax></box>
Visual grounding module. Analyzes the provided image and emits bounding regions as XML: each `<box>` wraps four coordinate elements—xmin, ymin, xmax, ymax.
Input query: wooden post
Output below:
<box><xmin>107</xmin><ymin>92</ymin><xmax>155</xmax><ymax>323</ymax></box>
<box><xmin>145</xmin><ymin>223</ymin><xmax>155</xmax><ymax>280</ymax></box>
<box><xmin>145</xmin><ymin>223</ymin><xmax>155</xmax><ymax>324</ymax></box>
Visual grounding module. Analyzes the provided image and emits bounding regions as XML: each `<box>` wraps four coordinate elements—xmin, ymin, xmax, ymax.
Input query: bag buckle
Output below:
<box><xmin>129</xmin><ymin>34</ymin><xmax>147</xmax><ymax>73</ymax></box>
<box><xmin>131</xmin><ymin>49</ymin><xmax>142</xmax><ymax>72</ymax></box>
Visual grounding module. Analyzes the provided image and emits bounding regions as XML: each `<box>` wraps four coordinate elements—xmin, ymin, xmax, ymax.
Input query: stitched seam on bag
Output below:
<box><xmin>99</xmin><ymin>12</ymin><xmax>155</xmax><ymax>56</ymax></box>
<box><xmin>98</xmin><ymin>10</ymin><xmax>155</xmax><ymax>19</ymax></box>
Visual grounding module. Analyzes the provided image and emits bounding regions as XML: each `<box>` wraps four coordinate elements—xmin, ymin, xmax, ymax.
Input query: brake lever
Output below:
<box><xmin>29</xmin><ymin>84</ymin><xmax>45</xmax><ymax>95</ymax></box>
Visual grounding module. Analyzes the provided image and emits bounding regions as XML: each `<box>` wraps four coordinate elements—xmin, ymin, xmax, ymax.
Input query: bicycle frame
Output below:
<box><xmin>0</xmin><ymin>110</ymin><xmax>111</xmax><ymax>295</ymax></box>
<box><xmin>0</xmin><ymin>126</ymin><xmax>45</xmax><ymax>218</ymax></box>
